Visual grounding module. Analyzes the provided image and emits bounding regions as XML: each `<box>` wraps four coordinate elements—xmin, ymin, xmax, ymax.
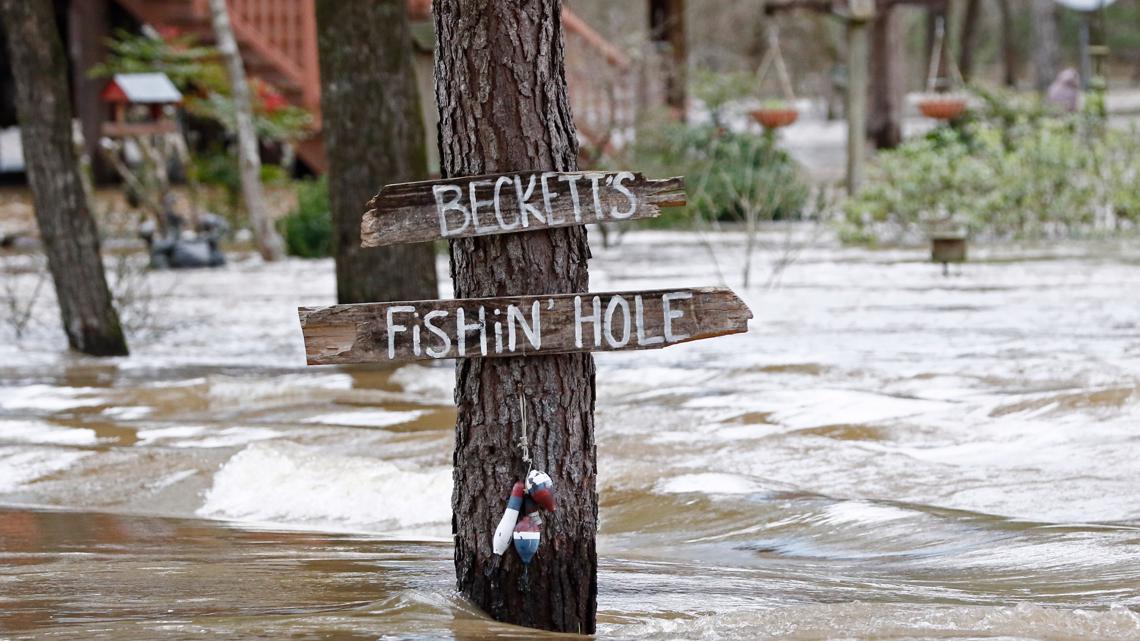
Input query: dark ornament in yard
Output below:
<box><xmin>931</xmin><ymin>233</ymin><xmax>967</xmax><ymax>276</ymax></box>
<box><xmin>140</xmin><ymin>208</ymin><xmax>227</xmax><ymax>270</ymax></box>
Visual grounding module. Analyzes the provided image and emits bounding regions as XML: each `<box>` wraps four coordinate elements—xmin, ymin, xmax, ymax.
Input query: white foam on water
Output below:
<box><xmin>683</xmin><ymin>388</ymin><xmax>950</xmax><ymax>430</ymax></box>
<box><xmin>0</xmin><ymin>446</ymin><xmax>93</xmax><ymax>492</ymax></box>
<box><xmin>0</xmin><ymin>385</ymin><xmax>106</xmax><ymax>412</ymax></box>
<box><xmin>136</xmin><ymin>425</ymin><xmax>281</xmax><ymax>449</ymax></box>
<box><xmin>302</xmin><ymin>409</ymin><xmax>426</xmax><ymax>428</ymax></box>
<box><xmin>0</xmin><ymin>420</ymin><xmax>98</xmax><ymax>446</ymax></box>
<box><xmin>656</xmin><ymin>473</ymin><xmax>760</xmax><ymax>496</ymax></box>
<box><xmin>198</xmin><ymin>441</ymin><xmax>451</xmax><ymax>537</ymax></box>
<box><xmin>389</xmin><ymin>363</ymin><xmax>455</xmax><ymax>403</ymax></box>
<box><xmin>610</xmin><ymin>602</ymin><xmax>1140</xmax><ymax>641</ymax></box>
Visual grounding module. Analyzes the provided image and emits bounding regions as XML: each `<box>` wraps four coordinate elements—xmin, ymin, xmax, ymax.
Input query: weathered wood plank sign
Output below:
<box><xmin>361</xmin><ymin>171</ymin><xmax>685</xmax><ymax>247</ymax></box>
<box><xmin>299</xmin><ymin>287</ymin><xmax>751</xmax><ymax>365</ymax></box>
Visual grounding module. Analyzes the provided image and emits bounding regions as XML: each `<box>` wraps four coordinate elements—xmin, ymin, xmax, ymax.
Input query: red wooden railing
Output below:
<box><xmin>116</xmin><ymin>0</ymin><xmax>646</xmax><ymax>171</ymax></box>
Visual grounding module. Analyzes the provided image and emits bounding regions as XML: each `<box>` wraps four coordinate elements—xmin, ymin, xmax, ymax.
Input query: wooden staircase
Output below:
<box><xmin>115</xmin><ymin>0</ymin><xmax>326</xmax><ymax>171</ymax></box>
<box><xmin>114</xmin><ymin>0</ymin><xmax>642</xmax><ymax>174</ymax></box>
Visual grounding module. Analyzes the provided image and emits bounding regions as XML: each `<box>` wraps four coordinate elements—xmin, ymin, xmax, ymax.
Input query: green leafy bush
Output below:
<box><xmin>623</xmin><ymin>118</ymin><xmax>809</xmax><ymax>228</ymax></box>
<box><xmin>842</xmin><ymin>92</ymin><xmax>1139</xmax><ymax>244</ymax></box>
<box><xmin>279</xmin><ymin>177</ymin><xmax>332</xmax><ymax>258</ymax></box>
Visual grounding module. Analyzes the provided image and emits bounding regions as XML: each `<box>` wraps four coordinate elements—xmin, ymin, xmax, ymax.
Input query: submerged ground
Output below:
<box><xmin>2</xmin><ymin>230</ymin><xmax>1139</xmax><ymax>640</ymax></box>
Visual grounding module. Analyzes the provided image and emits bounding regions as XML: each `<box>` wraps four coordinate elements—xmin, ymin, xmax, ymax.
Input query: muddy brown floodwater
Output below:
<box><xmin>2</xmin><ymin>230</ymin><xmax>1140</xmax><ymax>640</ymax></box>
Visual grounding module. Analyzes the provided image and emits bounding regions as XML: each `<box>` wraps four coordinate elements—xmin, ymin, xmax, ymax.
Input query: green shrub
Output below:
<box><xmin>621</xmin><ymin>118</ymin><xmax>809</xmax><ymax>229</ymax></box>
<box><xmin>279</xmin><ymin>177</ymin><xmax>332</xmax><ymax>258</ymax></box>
<box><xmin>842</xmin><ymin>92</ymin><xmax>1139</xmax><ymax>244</ymax></box>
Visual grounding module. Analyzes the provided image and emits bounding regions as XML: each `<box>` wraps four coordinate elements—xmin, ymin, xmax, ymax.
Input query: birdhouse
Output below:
<box><xmin>100</xmin><ymin>73</ymin><xmax>183</xmax><ymax>137</ymax></box>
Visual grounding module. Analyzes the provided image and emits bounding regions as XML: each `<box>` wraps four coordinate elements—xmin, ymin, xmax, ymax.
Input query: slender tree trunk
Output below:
<box><xmin>868</xmin><ymin>7</ymin><xmax>902</xmax><ymax>149</ymax></box>
<box><xmin>958</xmin><ymin>0</ymin><xmax>981</xmax><ymax>82</ymax></box>
<box><xmin>925</xmin><ymin>2</ymin><xmax>950</xmax><ymax>90</ymax></box>
<box><xmin>0</xmin><ymin>0</ymin><xmax>127</xmax><ymax>356</ymax></box>
<box><xmin>998</xmin><ymin>0</ymin><xmax>1018</xmax><ymax>87</ymax></box>
<box><xmin>1031</xmin><ymin>0</ymin><xmax>1061</xmax><ymax>92</ymax></box>
<box><xmin>649</xmin><ymin>0</ymin><xmax>687</xmax><ymax>116</ymax></box>
<box><xmin>207</xmin><ymin>0</ymin><xmax>285</xmax><ymax>261</ymax></box>
<box><xmin>315</xmin><ymin>0</ymin><xmax>437</xmax><ymax>304</ymax></box>
<box><xmin>435</xmin><ymin>0</ymin><xmax>597</xmax><ymax>633</ymax></box>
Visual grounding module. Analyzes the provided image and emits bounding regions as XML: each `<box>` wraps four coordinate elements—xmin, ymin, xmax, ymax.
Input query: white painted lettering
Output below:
<box><xmin>468</xmin><ymin>180</ymin><xmax>496</xmax><ymax>232</ymax></box>
<box><xmin>507</xmin><ymin>301</ymin><xmax>542</xmax><ymax>351</ymax></box>
<box><xmin>635</xmin><ymin>295</ymin><xmax>664</xmax><ymax>346</ymax></box>
<box><xmin>386</xmin><ymin>305</ymin><xmax>415</xmax><ymax>359</ymax></box>
<box><xmin>433</xmin><ymin>184</ymin><xmax>470</xmax><ymax>237</ymax></box>
<box><xmin>574</xmin><ymin>295</ymin><xmax>602</xmax><ymax>348</ymax></box>
<box><xmin>493</xmin><ymin>176</ymin><xmax>519</xmax><ymax>230</ymax></box>
<box><xmin>603</xmin><ymin>295</ymin><xmax>631</xmax><ymax>348</ymax></box>
<box><xmin>558</xmin><ymin>174</ymin><xmax>584</xmax><ymax>222</ymax></box>
<box><xmin>456</xmin><ymin>306</ymin><xmax>487</xmax><ymax>356</ymax></box>
<box><xmin>541</xmin><ymin>172</ymin><xmax>563</xmax><ymax>224</ymax></box>
<box><xmin>610</xmin><ymin>171</ymin><xmax>638</xmax><ymax>219</ymax></box>
<box><xmin>423</xmin><ymin>310</ymin><xmax>452</xmax><ymax>358</ymax></box>
<box><xmin>662</xmin><ymin>291</ymin><xmax>692</xmax><ymax>342</ymax></box>
<box><xmin>514</xmin><ymin>175</ymin><xmax>546</xmax><ymax>227</ymax></box>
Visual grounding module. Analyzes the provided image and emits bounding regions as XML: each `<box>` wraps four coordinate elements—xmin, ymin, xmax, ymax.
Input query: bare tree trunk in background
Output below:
<box><xmin>958</xmin><ymin>0</ymin><xmax>981</xmax><ymax>82</ymax></box>
<box><xmin>1031</xmin><ymin>0</ymin><xmax>1061</xmax><ymax>92</ymax></box>
<box><xmin>0</xmin><ymin>0</ymin><xmax>127</xmax><ymax>356</ymax></box>
<box><xmin>315</xmin><ymin>0</ymin><xmax>437</xmax><ymax>304</ymax></box>
<box><xmin>925</xmin><ymin>2</ymin><xmax>950</xmax><ymax>90</ymax></box>
<box><xmin>435</xmin><ymin>0</ymin><xmax>597</xmax><ymax>633</ymax></box>
<box><xmin>649</xmin><ymin>0</ymin><xmax>687</xmax><ymax>116</ymax></box>
<box><xmin>998</xmin><ymin>0</ymin><xmax>1018</xmax><ymax>87</ymax></box>
<box><xmin>207</xmin><ymin>0</ymin><xmax>285</xmax><ymax>261</ymax></box>
<box><xmin>868</xmin><ymin>7</ymin><xmax>902</xmax><ymax>149</ymax></box>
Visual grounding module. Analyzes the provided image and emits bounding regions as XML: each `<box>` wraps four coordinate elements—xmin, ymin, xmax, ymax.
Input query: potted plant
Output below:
<box><xmin>917</xmin><ymin>92</ymin><xmax>969</xmax><ymax>121</ymax></box>
<box><xmin>750</xmin><ymin>99</ymin><xmax>799</xmax><ymax>130</ymax></box>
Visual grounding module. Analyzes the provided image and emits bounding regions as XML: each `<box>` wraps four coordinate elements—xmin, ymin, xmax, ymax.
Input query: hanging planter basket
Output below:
<box><xmin>750</xmin><ymin>107</ymin><xmax>799</xmax><ymax>129</ymax></box>
<box><xmin>752</xmin><ymin>26</ymin><xmax>798</xmax><ymax>131</ymax></box>
<box><xmin>917</xmin><ymin>94</ymin><xmax>969</xmax><ymax>121</ymax></box>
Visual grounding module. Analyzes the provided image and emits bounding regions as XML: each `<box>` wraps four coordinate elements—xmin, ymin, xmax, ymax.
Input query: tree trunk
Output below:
<box><xmin>868</xmin><ymin>8</ymin><xmax>902</xmax><ymax>149</ymax></box>
<box><xmin>315</xmin><ymin>0</ymin><xmax>437</xmax><ymax>304</ymax></box>
<box><xmin>0</xmin><ymin>0</ymin><xmax>127</xmax><ymax>356</ymax></box>
<box><xmin>1031</xmin><ymin>0</ymin><xmax>1061</xmax><ymax>92</ymax></box>
<box><xmin>649</xmin><ymin>0</ymin><xmax>687</xmax><ymax>116</ymax></box>
<box><xmin>958</xmin><ymin>0</ymin><xmax>981</xmax><ymax>82</ymax></box>
<box><xmin>925</xmin><ymin>2</ymin><xmax>950</xmax><ymax>91</ymax></box>
<box><xmin>434</xmin><ymin>0</ymin><xmax>597</xmax><ymax>633</ymax></box>
<box><xmin>207</xmin><ymin>0</ymin><xmax>285</xmax><ymax>261</ymax></box>
<box><xmin>998</xmin><ymin>0</ymin><xmax>1018</xmax><ymax>87</ymax></box>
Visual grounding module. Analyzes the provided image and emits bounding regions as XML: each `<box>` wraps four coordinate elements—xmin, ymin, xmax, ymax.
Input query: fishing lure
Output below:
<box><xmin>525</xmin><ymin>469</ymin><xmax>556</xmax><ymax>512</ymax></box>
<box><xmin>512</xmin><ymin>512</ymin><xmax>542</xmax><ymax>565</ymax></box>
<box><xmin>492</xmin><ymin>481</ymin><xmax>525</xmax><ymax>556</ymax></box>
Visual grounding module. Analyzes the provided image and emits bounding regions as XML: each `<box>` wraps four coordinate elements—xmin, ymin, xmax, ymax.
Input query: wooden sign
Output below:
<box><xmin>299</xmin><ymin>287</ymin><xmax>751</xmax><ymax>365</ymax></box>
<box><xmin>361</xmin><ymin>171</ymin><xmax>685</xmax><ymax>247</ymax></box>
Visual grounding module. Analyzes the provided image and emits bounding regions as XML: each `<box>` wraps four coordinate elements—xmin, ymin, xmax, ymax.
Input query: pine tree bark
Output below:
<box><xmin>315</xmin><ymin>0</ymin><xmax>437</xmax><ymax>304</ymax></box>
<box><xmin>649</xmin><ymin>0</ymin><xmax>687</xmax><ymax>116</ymax></box>
<box><xmin>434</xmin><ymin>0</ymin><xmax>597</xmax><ymax>633</ymax></box>
<box><xmin>868</xmin><ymin>8</ymin><xmax>902</xmax><ymax>149</ymax></box>
<box><xmin>207</xmin><ymin>0</ymin><xmax>285</xmax><ymax>261</ymax></box>
<box><xmin>0</xmin><ymin>0</ymin><xmax>127</xmax><ymax>356</ymax></box>
<box><xmin>1031</xmin><ymin>0</ymin><xmax>1061</xmax><ymax>92</ymax></box>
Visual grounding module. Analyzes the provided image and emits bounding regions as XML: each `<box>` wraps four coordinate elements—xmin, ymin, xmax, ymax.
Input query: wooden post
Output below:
<box><xmin>846</xmin><ymin>1</ymin><xmax>873</xmax><ymax>195</ymax></box>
